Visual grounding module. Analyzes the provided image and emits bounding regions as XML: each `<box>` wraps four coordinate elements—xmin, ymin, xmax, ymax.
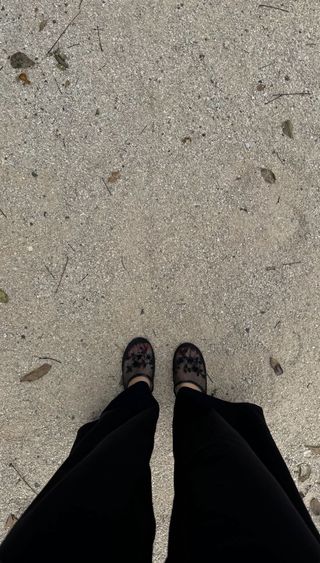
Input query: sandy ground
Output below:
<box><xmin>1</xmin><ymin>0</ymin><xmax>320</xmax><ymax>559</ymax></box>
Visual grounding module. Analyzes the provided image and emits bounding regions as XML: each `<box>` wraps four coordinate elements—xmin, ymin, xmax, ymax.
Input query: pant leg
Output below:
<box><xmin>208</xmin><ymin>396</ymin><xmax>319</xmax><ymax>539</ymax></box>
<box><xmin>167</xmin><ymin>388</ymin><xmax>320</xmax><ymax>563</ymax></box>
<box><xmin>0</xmin><ymin>382</ymin><xmax>159</xmax><ymax>563</ymax></box>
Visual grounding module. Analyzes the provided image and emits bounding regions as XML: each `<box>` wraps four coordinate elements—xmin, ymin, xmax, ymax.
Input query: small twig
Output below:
<box><xmin>67</xmin><ymin>43</ymin><xmax>81</xmax><ymax>49</ymax></box>
<box><xmin>47</xmin><ymin>0</ymin><xmax>84</xmax><ymax>55</ymax></box>
<box><xmin>44</xmin><ymin>264</ymin><xmax>55</xmax><ymax>279</ymax></box>
<box><xmin>0</xmin><ymin>207</ymin><xmax>7</xmax><ymax>218</ymax></box>
<box><xmin>282</xmin><ymin>260</ymin><xmax>302</xmax><ymax>267</ymax></box>
<box><xmin>276</xmin><ymin>196</ymin><xmax>281</xmax><ymax>204</ymax></box>
<box><xmin>97</xmin><ymin>61</ymin><xmax>107</xmax><ymax>71</ymax></box>
<box><xmin>258</xmin><ymin>60</ymin><xmax>276</xmax><ymax>70</ymax></box>
<box><xmin>207</xmin><ymin>373</ymin><xmax>214</xmax><ymax>384</ymax></box>
<box><xmin>258</xmin><ymin>4</ymin><xmax>290</xmax><ymax>12</ymax></box>
<box><xmin>265</xmin><ymin>94</ymin><xmax>283</xmax><ymax>104</ymax></box>
<box><xmin>78</xmin><ymin>273</ymin><xmax>88</xmax><ymax>284</ymax></box>
<box><xmin>55</xmin><ymin>256</ymin><xmax>69</xmax><ymax>293</ymax></box>
<box><xmin>139</xmin><ymin>123</ymin><xmax>148</xmax><ymax>135</ymax></box>
<box><xmin>95</xmin><ymin>25</ymin><xmax>104</xmax><ymax>52</ymax></box>
<box><xmin>38</xmin><ymin>356</ymin><xmax>62</xmax><ymax>364</ymax></box>
<box><xmin>67</xmin><ymin>242</ymin><xmax>76</xmax><ymax>252</ymax></box>
<box><xmin>265</xmin><ymin>91</ymin><xmax>311</xmax><ymax>105</ymax></box>
<box><xmin>273</xmin><ymin>149</ymin><xmax>285</xmax><ymax>165</ymax></box>
<box><xmin>266</xmin><ymin>261</ymin><xmax>301</xmax><ymax>271</ymax></box>
<box><xmin>274</xmin><ymin>320</ymin><xmax>281</xmax><ymax>329</ymax></box>
<box><xmin>9</xmin><ymin>462</ymin><xmax>38</xmax><ymax>495</ymax></box>
<box><xmin>53</xmin><ymin>76</ymin><xmax>62</xmax><ymax>94</ymax></box>
<box><xmin>121</xmin><ymin>256</ymin><xmax>128</xmax><ymax>272</ymax></box>
<box><xmin>101</xmin><ymin>177</ymin><xmax>112</xmax><ymax>196</ymax></box>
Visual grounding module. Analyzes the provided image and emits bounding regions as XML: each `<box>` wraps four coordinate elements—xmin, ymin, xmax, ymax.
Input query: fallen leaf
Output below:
<box><xmin>39</xmin><ymin>19</ymin><xmax>48</xmax><ymax>31</ymax></box>
<box><xmin>54</xmin><ymin>49</ymin><xmax>69</xmax><ymax>70</ymax></box>
<box><xmin>20</xmin><ymin>363</ymin><xmax>52</xmax><ymax>382</ymax></box>
<box><xmin>108</xmin><ymin>171</ymin><xmax>121</xmax><ymax>183</ymax></box>
<box><xmin>310</xmin><ymin>498</ymin><xmax>320</xmax><ymax>516</ymax></box>
<box><xmin>10</xmin><ymin>52</ymin><xmax>35</xmax><ymax>69</ymax></box>
<box><xmin>261</xmin><ymin>168</ymin><xmax>276</xmax><ymax>184</ymax></box>
<box><xmin>297</xmin><ymin>463</ymin><xmax>311</xmax><ymax>482</ymax></box>
<box><xmin>305</xmin><ymin>445</ymin><xmax>320</xmax><ymax>455</ymax></box>
<box><xmin>257</xmin><ymin>83</ymin><xmax>266</xmax><ymax>91</ymax></box>
<box><xmin>282</xmin><ymin>119</ymin><xmax>294</xmax><ymax>139</ymax></box>
<box><xmin>181</xmin><ymin>136</ymin><xmax>192</xmax><ymax>144</ymax></box>
<box><xmin>270</xmin><ymin>357</ymin><xmax>283</xmax><ymax>375</ymax></box>
<box><xmin>4</xmin><ymin>514</ymin><xmax>18</xmax><ymax>531</ymax></box>
<box><xmin>18</xmin><ymin>72</ymin><xmax>31</xmax><ymax>85</ymax></box>
<box><xmin>0</xmin><ymin>289</ymin><xmax>9</xmax><ymax>303</ymax></box>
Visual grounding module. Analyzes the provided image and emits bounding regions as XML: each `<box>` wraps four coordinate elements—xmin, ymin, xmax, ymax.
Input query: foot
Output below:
<box><xmin>173</xmin><ymin>342</ymin><xmax>207</xmax><ymax>395</ymax></box>
<box><xmin>122</xmin><ymin>337</ymin><xmax>155</xmax><ymax>391</ymax></box>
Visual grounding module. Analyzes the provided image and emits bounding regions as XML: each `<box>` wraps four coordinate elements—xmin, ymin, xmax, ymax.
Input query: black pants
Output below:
<box><xmin>1</xmin><ymin>382</ymin><xmax>320</xmax><ymax>562</ymax></box>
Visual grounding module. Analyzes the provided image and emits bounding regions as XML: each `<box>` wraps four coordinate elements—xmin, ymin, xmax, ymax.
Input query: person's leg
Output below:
<box><xmin>206</xmin><ymin>395</ymin><xmax>319</xmax><ymax>537</ymax></box>
<box><xmin>0</xmin><ymin>339</ymin><xmax>159</xmax><ymax>563</ymax></box>
<box><xmin>167</xmin><ymin>344</ymin><xmax>320</xmax><ymax>563</ymax></box>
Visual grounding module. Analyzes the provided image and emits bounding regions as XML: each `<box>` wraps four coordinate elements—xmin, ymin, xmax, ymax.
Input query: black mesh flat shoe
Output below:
<box><xmin>173</xmin><ymin>342</ymin><xmax>207</xmax><ymax>394</ymax></box>
<box><xmin>122</xmin><ymin>337</ymin><xmax>155</xmax><ymax>391</ymax></box>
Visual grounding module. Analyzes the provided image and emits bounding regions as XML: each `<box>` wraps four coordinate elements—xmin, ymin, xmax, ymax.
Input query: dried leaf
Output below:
<box><xmin>261</xmin><ymin>168</ymin><xmax>276</xmax><ymax>184</ymax></box>
<box><xmin>282</xmin><ymin>120</ymin><xmax>294</xmax><ymax>139</ymax></box>
<box><xmin>270</xmin><ymin>357</ymin><xmax>283</xmax><ymax>375</ymax></box>
<box><xmin>305</xmin><ymin>445</ymin><xmax>320</xmax><ymax>455</ymax></box>
<box><xmin>297</xmin><ymin>463</ymin><xmax>311</xmax><ymax>482</ymax></box>
<box><xmin>310</xmin><ymin>498</ymin><xmax>320</xmax><ymax>516</ymax></box>
<box><xmin>0</xmin><ymin>289</ymin><xmax>9</xmax><ymax>303</ymax></box>
<box><xmin>257</xmin><ymin>83</ymin><xmax>266</xmax><ymax>91</ymax></box>
<box><xmin>54</xmin><ymin>50</ymin><xmax>69</xmax><ymax>70</ymax></box>
<box><xmin>39</xmin><ymin>19</ymin><xmax>48</xmax><ymax>31</ymax></box>
<box><xmin>4</xmin><ymin>514</ymin><xmax>18</xmax><ymax>531</ymax></box>
<box><xmin>20</xmin><ymin>363</ymin><xmax>52</xmax><ymax>382</ymax></box>
<box><xmin>10</xmin><ymin>52</ymin><xmax>35</xmax><ymax>69</ymax></box>
<box><xmin>108</xmin><ymin>171</ymin><xmax>121</xmax><ymax>183</ymax></box>
<box><xmin>181</xmin><ymin>136</ymin><xmax>192</xmax><ymax>144</ymax></box>
<box><xmin>18</xmin><ymin>72</ymin><xmax>31</xmax><ymax>85</ymax></box>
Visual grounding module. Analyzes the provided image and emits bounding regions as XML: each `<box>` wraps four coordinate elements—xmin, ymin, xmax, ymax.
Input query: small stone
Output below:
<box><xmin>4</xmin><ymin>514</ymin><xmax>18</xmax><ymax>531</ymax></box>
<box><xmin>261</xmin><ymin>168</ymin><xmax>276</xmax><ymax>184</ymax></box>
<box><xmin>297</xmin><ymin>463</ymin><xmax>311</xmax><ymax>482</ymax></box>
<box><xmin>270</xmin><ymin>357</ymin><xmax>283</xmax><ymax>375</ymax></box>
<box><xmin>282</xmin><ymin>119</ymin><xmax>294</xmax><ymax>139</ymax></box>
<box><xmin>39</xmin><ymin>19</ymin><xmax>48</xmax><ymax>31</ymax></box>
<box><xmin>310</xmin><ymin>498</ymin><xmax>320</xmax><ymax>516</ymax></box>
<box><xmin>32</xmin><ymin>170</ymin><xmax>38</xmax><ymax>177</ymax></box>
